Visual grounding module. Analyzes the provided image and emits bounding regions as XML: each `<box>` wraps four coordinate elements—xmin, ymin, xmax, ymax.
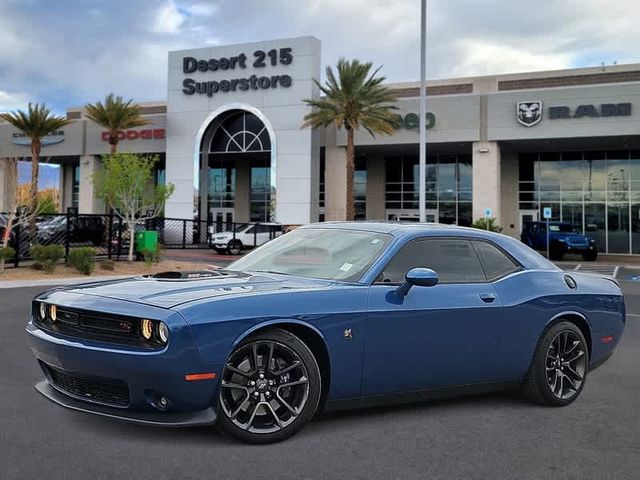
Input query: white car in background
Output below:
<box><xmin>208</xmin><ymin>223</ymin><xmax>284</xmax><ymax>255</ymax></box>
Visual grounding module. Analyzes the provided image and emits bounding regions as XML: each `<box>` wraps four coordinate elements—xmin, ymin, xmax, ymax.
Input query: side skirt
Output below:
<box><xmin>323</xmin><ymin>380</ymin><xmax>522</xmax><ymax>413</ymax></box>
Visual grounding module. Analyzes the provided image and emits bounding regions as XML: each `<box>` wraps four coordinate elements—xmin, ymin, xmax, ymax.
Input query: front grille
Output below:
<box><xmin>33</xmin><ymin>303</ymin><xmax>157</xmax><ymax>349</ymax></box>
<box><xmin>43</xmin><ymin>363</ymin><xmax>130</xmax><ymax>407</ymax></box>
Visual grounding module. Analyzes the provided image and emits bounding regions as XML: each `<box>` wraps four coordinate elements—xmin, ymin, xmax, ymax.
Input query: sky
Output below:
<box><xmin>0</xmin><ymin>0</ymin><xmax>639</xmax><ymax>114</ymax></box>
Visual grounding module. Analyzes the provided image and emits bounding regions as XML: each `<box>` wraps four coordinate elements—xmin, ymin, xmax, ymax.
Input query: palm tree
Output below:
<box><xmin>302</xmin><ymin>58</ymin><xmax>397</xmax><ymax>220</ymax></box>
<box><xmin>85</xmin><ymin>94</ymin><xmax>150</xmax><ymax>154</ymax></box>
<box><xmin>0</xmin><ymin>104</ymin><xmax>71</xmax><ymax>235</ymax></box>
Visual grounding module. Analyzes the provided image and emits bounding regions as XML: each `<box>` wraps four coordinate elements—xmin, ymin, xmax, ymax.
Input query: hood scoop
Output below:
<box><xmin>143</xmin><ymin>270</ymin><xmax>249</xmax><ymax>281</ymax></box>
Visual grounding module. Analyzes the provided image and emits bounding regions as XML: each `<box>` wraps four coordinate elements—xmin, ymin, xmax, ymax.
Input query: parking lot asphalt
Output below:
<box><xmin>1</xmin><ymin>283</ymin><xmax>640</xmax><ymax>480</ymax></box>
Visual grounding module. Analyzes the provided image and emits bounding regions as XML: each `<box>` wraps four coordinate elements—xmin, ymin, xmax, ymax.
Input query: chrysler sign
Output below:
<box><xmin>12</xmin><ymin>130</ymin><xmax>65</xmax><ymax>146</ymax></box>
<box><xmin>182</xmin><ymin>47</ymin><xmax>294</xmax><ymax>98</ymax></box>
<box><xmin>517</xmin><ymin>101</ymin><xmax>632</xmax><ymax>127</ymax></box>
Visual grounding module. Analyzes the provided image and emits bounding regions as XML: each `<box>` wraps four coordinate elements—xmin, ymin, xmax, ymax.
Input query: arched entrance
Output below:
<box><xmin>198</xmin><ymin>109</ymin><xmax>275</xmax><ymax>224</ymax></box>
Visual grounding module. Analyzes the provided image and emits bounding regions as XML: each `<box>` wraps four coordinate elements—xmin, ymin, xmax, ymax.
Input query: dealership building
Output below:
<box><xmin>2</xmin><ymin>36</ymin><xmax>640</xmax><ymax>253</ymax></box>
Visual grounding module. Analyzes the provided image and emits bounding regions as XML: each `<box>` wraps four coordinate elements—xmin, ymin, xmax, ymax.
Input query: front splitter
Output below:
<box><xmin>35</xmin><ymin>380</ymin><xmax>217</xmax><ymax>427</ymax></box>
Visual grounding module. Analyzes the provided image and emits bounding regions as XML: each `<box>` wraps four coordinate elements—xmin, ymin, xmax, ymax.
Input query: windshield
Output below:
<box><xmin>548</xmin><ymin>224</ymin><xmax>577</xmax><ymax>233</ymax></box>
<box><xmin>229</xmin><ymin>228</ymin><xmax>392</xmax><ymax>281</ymax></box>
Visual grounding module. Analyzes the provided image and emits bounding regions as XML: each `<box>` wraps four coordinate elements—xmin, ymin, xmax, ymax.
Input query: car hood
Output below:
<box><xmin>57</xmin><ymin>271</ymin><xmax>335</xmax><ymax>309</ymax></box>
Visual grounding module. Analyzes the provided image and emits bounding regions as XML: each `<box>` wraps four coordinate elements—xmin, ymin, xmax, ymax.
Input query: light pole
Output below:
<box><xmin>418</xmin><ymin>0</ymin><xmax>427</xmax><ymax>222</ymax></box>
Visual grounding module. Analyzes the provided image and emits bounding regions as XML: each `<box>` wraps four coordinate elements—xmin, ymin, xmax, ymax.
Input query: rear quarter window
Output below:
<box><xmin>472</xmin><ymin>241</ymin><xmax>520</xmax><ymax>281</ymax></box>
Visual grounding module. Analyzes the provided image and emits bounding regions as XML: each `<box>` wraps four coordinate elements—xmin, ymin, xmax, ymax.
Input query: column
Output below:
<box><xmin>78</xmin><ymin>155</ymin><xmax>105</xmax><ymax>214</ymax></box>
<box><xmin>235</xmin><ymin>161</ymin><xmax>251</xmax><ymax>223</ymax></box>
<box><xmin>366</xmin><ymin>155</ymin><xmax>386</xmax><ymax>220</ymax></box>
<box><xmin>324</xmin><ymin>127</ymin><xmax>348</xmax><ymax>221</ymax></box>
<box><xmin>500</xmin><ymin>150</ymin><xmax>519</xmax><ymax>239</ymax></box>
<box><xmin>472</xmin><ymin>141</ymin><xmax>501</xmax><ymax>226</ymax></box>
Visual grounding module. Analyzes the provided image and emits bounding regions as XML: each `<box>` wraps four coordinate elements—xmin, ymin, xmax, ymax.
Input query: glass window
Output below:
<box><xmin>230</xmin><ymin>228</ymin><xmax>391</xmax><ymax>282</ymax></box>
<box><xmin>473</xmin><ymin>241</ymin><xmax>520</xmax><ymax>280</ymax></box>
<box><xmin>607</xmin><ymin>203</ymin><xmax>630</xmax><ymax>253</ymax></box>
<box><xmin>378</xmin><ymin>239</ymin><xmax>486</xmax><ymax>284</ymax></box>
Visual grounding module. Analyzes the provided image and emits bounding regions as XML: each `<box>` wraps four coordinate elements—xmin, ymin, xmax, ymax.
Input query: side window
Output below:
<box><xmin>472</xmin><ymin>241</ymin><xmax>520</xmax><ymax>281</ymax></box>
<box><xmin>378</xmin><ymin>239</ymin><xmax>486</xmax><ymax>284</ymax></box>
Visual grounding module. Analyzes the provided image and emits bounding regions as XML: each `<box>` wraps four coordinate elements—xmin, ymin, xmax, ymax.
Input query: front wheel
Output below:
<box><xmin>227</xmin><ymin>240</ymin><xmax>243</xmax><ymax>256</ymax></box>
<box><xmin>583</xmin><ymin>249</ymin><xmax>598</xmax><ymax>261</ymax></box>
<box><xmin>524</xmin><ymin>321</ymin><xmax>589</xmax><ymax>406</ymax></box>
<box><xmin>217</xmin><ymin>329</ymin><xmax>322</xmax><ymax>444</ymax></box>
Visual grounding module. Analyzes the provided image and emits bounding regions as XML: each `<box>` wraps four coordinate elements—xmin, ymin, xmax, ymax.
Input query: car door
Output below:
<box><xmin>362</xmin><ymin>237</ymin><xmax>506</xmax><ymax>396</ymax></box>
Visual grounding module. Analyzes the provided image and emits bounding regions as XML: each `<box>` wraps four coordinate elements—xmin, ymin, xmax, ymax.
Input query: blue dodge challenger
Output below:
<box><xmin>27</xmin><ymin>222</ymin><xmax>625</xmax><ymax>443</ymax></box>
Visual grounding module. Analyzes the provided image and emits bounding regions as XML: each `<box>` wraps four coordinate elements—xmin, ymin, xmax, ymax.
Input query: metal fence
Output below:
<box><xmin>0</xmin><ymin>210</ymin><xmax>284</xmax><ymax>268</ymax></box>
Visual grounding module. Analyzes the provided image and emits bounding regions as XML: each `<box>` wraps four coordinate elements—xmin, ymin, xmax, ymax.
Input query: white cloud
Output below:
<box><xmin>152</xmin><ymin>1</ymin><xmax>185</xmax><ymax>34</ymax></box>
<box><xmin>0</xmin><ymin>90</ymin><xmax>31</xmax><ymax>112</ymax></box>
<box><xmin>184</xmin><ymin>1</ymin><xmax>218</xmax><ymax>17</ymax></box>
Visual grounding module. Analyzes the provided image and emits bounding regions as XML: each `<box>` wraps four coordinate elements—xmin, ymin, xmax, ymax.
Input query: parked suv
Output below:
<box><xmin>208</xmin><ymin>223</ymin><xmax>283</xmax><ymax>255</ymax></box>
<box><xmin>521</xmin><ymin>221</ymin><xmax>597</xmax><ymax>261</ymax></box>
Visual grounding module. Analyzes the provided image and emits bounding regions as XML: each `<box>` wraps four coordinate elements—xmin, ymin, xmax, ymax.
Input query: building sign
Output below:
<box><xmin>393</xmin><ymin>112</ymin><xmax>436</xmax><ymax>130</ymax></box>
<box><xmin>12</xmin><ymin>130</ymin><xmax>65</xmax><ymax>146</ymax></box>
<box><xmin>516</xmin><ymin>101</ymin><xmax>543</xmax><ymax>127</ymax></box>
<box><xmin>549</xmin><ymin>103</ymin><xmax>632</xmax><ymax>119</ymax></box>
<box><xmin>101</xmin><ymin>128</ymin><xmax>165</xmax><ymax>141</ymax></box>
<box><xmin>517</xmin><ymin>101</ymin><xmax>632</xmax><ymax>126</ymax></box>
<box><xmin>182</xmin><ymin>48</ymin><xmax>294</xmax><ymax>98</ymax></box>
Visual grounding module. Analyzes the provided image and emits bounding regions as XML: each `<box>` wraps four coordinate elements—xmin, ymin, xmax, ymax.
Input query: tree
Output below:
<box><xmin>302</xmin><ymin>58</ymin><xmax>397</xmax><ymax>220</ymax></box>
<box><xmin>471</xmin><ymin>217</ymin><xmax>502</xmax><ymax>232</ymax></box>
<box><xmin>0</xmin><ymin>156</ymin><xmax>52</xmax><ymax>272</ymax></box>
<box><xmin>85</xmin><ymin>94</ymin><xmax>150</xmax><ymax>154</ymax></box>
<box><xmin>0</xmin><ymin>104</ymin><xmax>71</xmax><ymax>235</ymax></box>
<box><xmin>93</xmin><ymin>153</ymin><xmax>174</xmax><ymax>261</ymax></box>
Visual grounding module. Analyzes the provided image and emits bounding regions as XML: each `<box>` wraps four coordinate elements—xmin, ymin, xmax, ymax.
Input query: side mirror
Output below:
<box><xmin>396</xmin><ymin>268</ymin><xmax>439</xmax><ymax>297</ymax></box>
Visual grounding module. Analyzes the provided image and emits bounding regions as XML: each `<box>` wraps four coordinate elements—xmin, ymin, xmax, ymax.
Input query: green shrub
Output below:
<box><xmin>31</xmin><ymin>244</ymin><xmax>65</xmax><ymax>273</ymax></box>
<box><xmin>67</xmin><ymin>247</ymin><xmax>96</xmax><ymax>275</ymax></box>
<box><xmin>141</xmin><ymin>248</ymin><xmax>161</xmax><ymax>266</ymax></box>
<box><xmin>471</xmin><ymin>217</ymin><xmax>502</xmax><ymax>233</ymax></box>
<box><xmin>0</xmin><ymin>246</ymin><xmax>16</xmax><ymax>261</ymax></box>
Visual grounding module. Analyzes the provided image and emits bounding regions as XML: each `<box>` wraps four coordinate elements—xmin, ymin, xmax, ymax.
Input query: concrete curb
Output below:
<box><xmin>0</xmin><ymin>275</ymin><xmax>131</xmax><ymax>290</ymax></box>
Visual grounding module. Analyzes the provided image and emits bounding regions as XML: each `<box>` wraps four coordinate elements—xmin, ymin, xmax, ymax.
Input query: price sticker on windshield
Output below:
<box><xmin>543</xmin><ymin>207</ymin><xmax>552</xmax><ymax>219</ymax></box>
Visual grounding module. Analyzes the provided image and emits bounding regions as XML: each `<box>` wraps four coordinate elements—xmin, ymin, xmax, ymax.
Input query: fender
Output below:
<box><xmin>231</xmin><ymin>318</ymin><xmax>327</xmax><ymax>350</ymax></box>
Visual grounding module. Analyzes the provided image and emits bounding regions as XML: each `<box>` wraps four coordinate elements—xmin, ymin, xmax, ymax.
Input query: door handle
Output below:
<box><xmin>479</xmin><ymin>293</ymin><xmax>496</xmax><ymax>303</ymax></box>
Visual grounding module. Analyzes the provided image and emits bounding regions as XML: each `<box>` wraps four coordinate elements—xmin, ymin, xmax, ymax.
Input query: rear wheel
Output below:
<box><xmin>227</xmin><ymin>240</ymin><xmax>243</xmax><ymax>256</ymax></box>
<box><xmin>524</xmin><ymin>321</ymin><xmax>589</xmax><ymax>406</ymax></box>
<box><xmin>217</xmin><ymin>329</ymin><xmax>322</xmax><ymax>444</ymax></box>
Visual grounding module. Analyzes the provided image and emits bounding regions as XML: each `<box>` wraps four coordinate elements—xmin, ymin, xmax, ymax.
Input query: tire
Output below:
<box><xmin>227</xmin><ymin>240</ymin><xmax>243</xmax><ymax>256</ymax></box>
<box><xmin>217</xmin><ymin>328</ymin><xmax>322</xmax><ymax>444</ymax></box>
<box><xmin>524</xmin><ymin>321</ymin><xmax>589</xmax><ymax>406</ymax></box>
<box><xmin>583</xmin><ymin>250</ymin><xmax>598</xmax><ymax>261</ymax></box>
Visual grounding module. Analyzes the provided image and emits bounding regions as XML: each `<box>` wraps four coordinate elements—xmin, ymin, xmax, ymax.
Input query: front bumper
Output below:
<box><xmin>561</xmin><ymin>244</ymin><xmax>596</xmax><ymax>253</ymax></box>
<box><xmin>35</xmin><ymin>381</ymin><xmax>217</xmax><ymax>427</ymax></box>
<box><xmin>26</xmin><ymin>319</ymin><xmax>223</xmax><ymax>424</ymax></box>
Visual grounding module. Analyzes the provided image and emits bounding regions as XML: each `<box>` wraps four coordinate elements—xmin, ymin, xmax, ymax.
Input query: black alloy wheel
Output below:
<box><xmin>217</xmin><ymin>329</ymin><xmax>322</xmax><ymax>443</ymax></box>
<box><xmin>227</xmin><ymin>240</ymin><xmax>243</xmax><ymax>256</ymax></box>
<box><xmin>524</xmin><ymin>321</ymin><xmax>589</xmax><ymax>406</ymax></box>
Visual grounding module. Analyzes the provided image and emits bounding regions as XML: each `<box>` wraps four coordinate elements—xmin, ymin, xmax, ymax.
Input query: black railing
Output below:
<box><xmin>0</xmin><ymin>210</ymin><xmax>285</xmax><ymax>267</ymax></box>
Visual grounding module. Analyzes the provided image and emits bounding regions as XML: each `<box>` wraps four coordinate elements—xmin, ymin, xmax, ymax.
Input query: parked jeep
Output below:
<box><xmin>521</xmin><ymin>221</ymin><xmax>597</xmax><ymax>261</ymax></box>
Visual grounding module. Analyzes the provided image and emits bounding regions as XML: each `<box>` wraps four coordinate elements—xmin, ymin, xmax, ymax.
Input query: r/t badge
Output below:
<box><xmin>343</xmin><ymin>329</ymin><xmax>353</xmax><ymax>340</ymax></box>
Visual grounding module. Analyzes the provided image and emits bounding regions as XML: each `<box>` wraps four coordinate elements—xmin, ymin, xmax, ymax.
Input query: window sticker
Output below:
<box><xmin>371</xmin><ymin>239</ymin><xmax>381</xmax><ymax>244</ymax></box>
<box><xmin>340</xmin><ymin>263</ymin><xmax>353</xmax><ymax>272</ymax></box>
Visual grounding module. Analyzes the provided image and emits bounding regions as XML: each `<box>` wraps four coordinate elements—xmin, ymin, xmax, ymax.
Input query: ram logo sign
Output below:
<box><xmin>516</xmin><ymin>101</ymin><xmax>543</xmax><ymax>127</ymax></box>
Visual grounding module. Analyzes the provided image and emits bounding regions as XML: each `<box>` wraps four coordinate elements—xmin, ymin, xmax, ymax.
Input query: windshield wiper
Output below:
<box><xmin>250</xmin><ymin>270</ymin><xmax>289</xmax><ymax>276</ymax></box>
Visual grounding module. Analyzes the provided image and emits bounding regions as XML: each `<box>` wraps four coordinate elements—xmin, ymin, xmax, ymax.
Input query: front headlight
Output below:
<box><xmin>141</xmin><ymin>319</ymin><xmax>154</xmax><ymax>340</ymax></box>
<box><xmin>39</xmin><ymin>302</ymin><xmax>47</xmax><ymax>321</ymax></box>
<box><xmin>157</xmin><ymin>322</ymin><xmax>169</xmax><ymax>345</ymax></box>
<box><xmin>49</xmin><ymin>304</ymin><xmax>57</xmax><ymax>322</ymax></box>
